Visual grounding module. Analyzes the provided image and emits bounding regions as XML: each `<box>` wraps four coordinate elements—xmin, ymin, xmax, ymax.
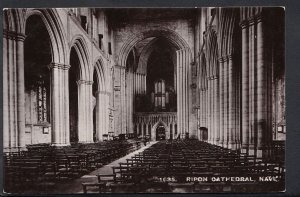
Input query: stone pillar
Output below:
<box><xmin>3</xmin><ymin>33</ymin><xmax>9</xmax><ymax>149</ymax></box>
<box><xmin>182</xmin><ymin>49</ymin><xmax>186</xmax><ymax>137</ymax></box>
<box><xmin>121</xmin><ymin>68</ymin><xmax>126</xmax><ymax>133</ymax></box>
<box><xmin>3</xmin><ymin>31</ymin><xmax>27</xmax><ymax>150</ymax></box>
<box><xmin>211</xmin><ymin>79</ymin><xmax>216</xmax><ymax>144</ymax></box>
<box><xmin>256</xmin><ymin>15</ymin><xmax>270</xmax><ymax>158</ymax></box>
<box><xmin>77</xmin><ymin>80</ymin><xmax>94</xmax><ymax>143</ymax></box>
<box><xmin>249</xmin><ymin>19</ymin><xmax>256</xmax><ymax>154</ymax></box>
<box><xmin>96</xmin><ymin>91</ymin><xmax>103</xmax><ymax>141</ymax></box>
<box><xmin>96</xmin><ymin>91</ymin><xmax>109</xmax><ymax>141</ymax></box>
<box><xmin>49</xmin><ymin>63</ymin><xmax>71</xmax><ymax>146</ymax></box>
<box><xmin>77</xmin><ymin>80</ymin><xmax>86</xmax><ymax>142</ymax></box>
<box><xmin>212</xmin><ymin>78</ymin><xmax>216</xmax><ymax>145</ymax></box>
<box><xmin>241</xmin><ymin>21</ymin><xmax>250</xmax><ymax>153</ymax></box>
<box><xmin>228</xmin><ymin>55</ymin><xmax>236</xmax><ymax>149</ymax></box>
<box><xmin>16</xmin><ymin>35</ymin><xmax>26</xmax><ymax>148</ymax></box>
<box><xmin>177</xmin><ymin>50</ymin><xmax>182</xmax><ymax>137</ymax></box>
<box><xmin>104</xmin><ymin>93</ymin><xmax>109</xmax><ymax>137</ymax></box>
<box><xmin>114</xmin><ymin>65</ymin><xmax>126</xmax><ymax>135</ymax></box>
<box><xmin>176</xmin><ymin>48</ymin><xmax>190</xmax><ymax>136</ymax></box>
<box><xmin>214</xmin><ymin>76</ymin><xmax>220</xmax><ymax>145</ymax></box>
<box><xmin>218</xmin><ymin>58</ymin><xmax>224</xmax><ymax>147</ymax></box>
<box><xmin>207</xmin><ymin>79</ymin><xmax>211</xmax><ymax>143</ymax></box>
<box><xmin>64</xmin><ymin>64</ymin><xmax>70</xmax><ymax>145</ymax></box>
<box><xmin>87</xmin><ymin>81</ymin><xmax>94</xmax><ymax>142</ymax></box>
<box><xmin>9</xmin><ymin>37</ymin><xmax>17</xmax><ymax>148</ymax></box>
<box><xmin>223</xmin><ymin>57</ymin><xmax>229</xmax><ymax>148</ymax></box>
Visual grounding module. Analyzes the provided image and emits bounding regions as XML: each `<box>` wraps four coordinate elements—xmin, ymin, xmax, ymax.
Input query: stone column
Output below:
<box><xmin>218</xmin><ymin>58</ymin><xmax>224</xmax><ymax>147</ymax></box>
<box><xmin>49</xmin><ymin>63</ymin><xmax>71</xmax><ymax>146</ymax></box>
<box><xmin>77</xmin><ymin>80</ymin><xmax>94</xmax><ymax>143</ymax></box>
<box><xmin>77</xmin><ymin>80</ymin><xmax>86</xmax><ymax>143</ymax></box>
<box><xmin>176</xmin><ymin>48</ymin><xmax>190</xmax><ymax>137</ymax></box>
<box><xmin>241</xmin><ymin>21</ymin><xmax>250</xmax><ymax>153</ymax></box>
<box><xmin>249</xmin><ymin>19</ymin><xmax>256</xmax><ymax>154</ymax></box>
<box><xmin>64</xmin><ymin>64</ymin><xmax>70</xmax><ymax>145</ymax></box>
<box><xmin>212</xmin><ymin>78</ymin><xmax>216</xmax><ymax>144</ymax></box>
<box><xmin>256</xmin><ymin>15</ymin><xmax>268</xmax><ymax>157</ymax></box>
<box><xmin>9</xmin><ymin>37</ymin><xmax>17</xmax><ymax>148</ymax></box>
<box><xmin>96</xmin><ymin>91</ymin><xmax>103</xmax><ymax>141</ymax></box>
<box><xmin>177</xmin><ymin>50</ymin><xmax>182</xmax><ymax>136</ymax></box>
<box><xmin>214</xmin><ymin>76</ymin><xmax>220</xmax><ymax>145</ymax></box>
<box><xmin>212</xmin><ymin>78</ymin><xmax>216</xmax><ymax>145</ymax></box>
<box><xmin>3</xmin><ymin>33</ymin><xmax>9</xmax><ymax>149</ymax></box>
<box><xmin>105</xmin><ymin>93</ymin><xmax>110</xmax><ymax>136</ymax></box>
<box><xmin>129</xmin><ymin>72</ymin><xmax>134</xmax><ymax>133</ymax></box>
<box><xmin>87</xmin><ymin>81</ymin><xmax>94</xmax><ymax>142</ymax></box>
<box><xmin>223</xmin><ymin>57</ymin><xmax>228</xmax><ymax>148</ymax></box>
<box><xmin>3</xmin><ymin>31</ymin><xmax>27</xmax><ymax>150</ymax></box>
<box><xmin>228</xmin><ymin>55</ymin><xmax>236</xmax><ymax>149</ymax></box>
<box><xmin>16</xmin><ymin>34</ymin><xmax>26</xmax><ymax>148</ymax></box>
<box><xmin>207</xmin><ymin>79</ymin><xmax>210</xmax><ymax>143</ymax></box>
<box><xmin>182</xmin><ymin>49</ymin><xmax>186</xmax><ymax>137</ymax></box>
<box><xmin>121</xmin><ymin>68</ymin><xmax>126</xmax><ymax>133</ymax></box>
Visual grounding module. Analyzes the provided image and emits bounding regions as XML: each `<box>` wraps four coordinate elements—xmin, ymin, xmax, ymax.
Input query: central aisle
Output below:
<box><xmin>52</xmin><ymin>141</ymin><xmax>158</xmax><ymax>194</ymax></box>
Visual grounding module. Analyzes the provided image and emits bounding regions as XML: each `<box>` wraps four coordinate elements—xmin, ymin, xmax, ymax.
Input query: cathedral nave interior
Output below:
<box><xmin>3</xmin><ymin>7</ymin><xmax>285</xmax><ymax>193</ymax></box>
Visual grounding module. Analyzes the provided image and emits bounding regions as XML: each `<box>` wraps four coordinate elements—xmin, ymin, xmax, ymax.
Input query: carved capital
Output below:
<box><xmin>48</xmin><ymin>63</ymin><xmax>71</xmax><ymax>70</ymax></box>
<box><xmin>3</xmin><ymin>30</ymin><xmax>26</xmax><ymax>41</ymax></box>
<box><xmin>240</xmin><ymin>20</ymin><xmax>249</xmax><ymax>29</ymax></box>
<box><xmin>248</xmin><ymin>16</ymin><xmax>256</xmax><ymax>26</ymax></box>
<box><xmin>256</xmin><ymin>13</ymin><xmax>263</xmax><ymax>23</ymax></box>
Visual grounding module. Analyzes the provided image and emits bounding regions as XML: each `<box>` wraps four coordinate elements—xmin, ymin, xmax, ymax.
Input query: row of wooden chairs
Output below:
<box><xmin>4</xmin><ymin>140</ymin><xmax>141</xmax><ymax>193</ymax></box>
<box><xmin>82</xmin><ymin>139</ymin><xmax>285</xmax><ymax>193</ymax></box>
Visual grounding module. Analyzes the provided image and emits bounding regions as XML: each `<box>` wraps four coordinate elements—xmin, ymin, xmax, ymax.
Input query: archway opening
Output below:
<box><xmin>24</xmin><ymin>15</ymin><xmax>52</xmax><ymax>144</ymax></box>
<box><xmin>132</xmin><ymin>37</ymin><xmax>177</xmax><ymax>113</ymax></box>
<box><xmin>156</xmin><ymin>123</ymin><xmax>166</xmax><ymax>141</ymax></box>
<box><xmin>122</xmin><ymin>30</ymin><xmax>191</xmax><ymax>140</ymax></box>
<box><xmin>146</xmin><ymin>38</ymin><xmax>177</xmax><ymax>112</ymax></box>
<box><xmin>69</xmin><ymin>47</ymin><xmax>80</xmax><ymax>143</ymax></box>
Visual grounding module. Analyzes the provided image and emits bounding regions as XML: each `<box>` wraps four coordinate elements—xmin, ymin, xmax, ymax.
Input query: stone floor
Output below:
<box><xmin>49</xmin><ymin>141</ymin><xmax>157</xmax><ymax>194</ymax></box>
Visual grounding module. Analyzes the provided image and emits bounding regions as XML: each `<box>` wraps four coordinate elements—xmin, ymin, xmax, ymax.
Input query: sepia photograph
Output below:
<box><xmin>3</xmin><ymin>7</ymin><xmax>285</xmax><ymax>194</ymax></box>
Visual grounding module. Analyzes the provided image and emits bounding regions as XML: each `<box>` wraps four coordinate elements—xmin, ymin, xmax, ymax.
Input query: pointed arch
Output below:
<box><xmin>218</xmin><ymin>8</ymin><xmax>239</xmax><ymax>57</ymax></box>
<box><xmin>136</xmin><ymin>38</ymin><xmax>158</xmax><ymax>74</ymax></box>
<box><xmin>25</xmin><ymin>9</ymin><xmax>68</xmax><ymax>64</ymax></box>
<box><xmin>199</xmin><ymin>52</ymin><xmax>208</xmax><ymax>91</ymax></box>
<box><xmin>93</xmin><ymin>58</ymin><xmax>106</xmax><ymax>92</ymax></box>
<box><xmin>69</xmin><ymin>35</ymin><xmax>90</xmax><ymax>81</ymax></box>
<box><xmin>206</xmin><ymin>29</ymin><xmax>219</xmax><ymax>78</ymax></box>
<box><xmin>151</xmin><ymin>120</ymin><xmax>169</xmax><ymax>141</ymax></box>
<box><xmin>118</xmin><ymin>28</ymin><xmax>191</xmax><ymax>67</ymax></box>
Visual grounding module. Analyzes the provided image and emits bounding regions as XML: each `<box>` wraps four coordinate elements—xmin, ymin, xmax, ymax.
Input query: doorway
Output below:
<box><xmin>156</xmin><ymin>125</ymin><xmax>166</xmax><ymax>141</ymax></box>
